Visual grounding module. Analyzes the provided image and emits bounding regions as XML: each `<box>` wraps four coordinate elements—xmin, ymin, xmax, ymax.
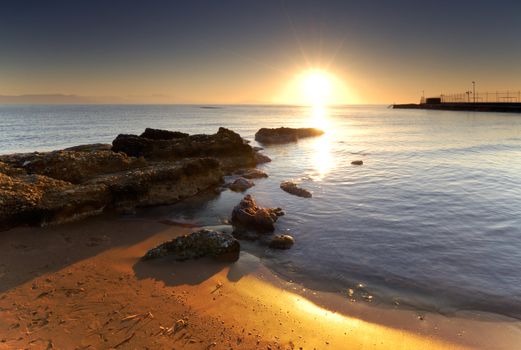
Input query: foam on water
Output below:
<box><xmin>1</xmin><ymin>104</ymin><xmax>521</xmax><ymax>318</ymax></box>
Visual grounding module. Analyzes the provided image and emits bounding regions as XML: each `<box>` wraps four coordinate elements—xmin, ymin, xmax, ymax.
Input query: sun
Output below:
<box><xmin>300</xmin><ymin>69</ymin><xmax>333</xmax><ymax>106</ymax></box>
<box><xmin>276</xmin><ymin>68</ymin><xmax>351</xmax><ymax>106</ymax></box>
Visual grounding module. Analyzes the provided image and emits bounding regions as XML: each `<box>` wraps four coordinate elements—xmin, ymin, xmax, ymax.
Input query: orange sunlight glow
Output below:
<box><xmin>301</xmin><ymin>70</ymin><xmax>333</xmax><ymax>106</ymax></box>
<box><xmin>277</xmin><ymin>68</ymin><xmax>352</xmax><ymax>106</ymax></box>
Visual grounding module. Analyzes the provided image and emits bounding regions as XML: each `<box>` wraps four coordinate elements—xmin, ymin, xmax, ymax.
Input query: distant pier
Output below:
<box><xmin>393</xmin><ymin>90</ymin><xmax>521</xmax><ymax>113</ymax></box>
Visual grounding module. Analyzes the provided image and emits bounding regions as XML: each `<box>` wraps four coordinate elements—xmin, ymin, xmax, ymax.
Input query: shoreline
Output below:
<box><xmin>1</xmin><ymin>214</ymin><xmax>519</xmax><ymax>349</ymax></box>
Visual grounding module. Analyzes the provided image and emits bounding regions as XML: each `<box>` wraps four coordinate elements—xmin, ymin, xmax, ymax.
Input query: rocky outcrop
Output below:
<box><xmin>226</xmin><ymin>177</ymin><xmax>254</xmax><ymax>192</ymax></box>
<box><xmin>254</xmin><ymin>127</ymin><xmax>324</xmax><ymax>144</ymax></box>
<box><xmin>269</xmin><ymin>234</ymin><xmax>294</xmax><ymax>249</ymax></box>
<box><xmin>0</xmin><ymin>157</ymin><xmax>222</xmax><ymax>231</ymax></box>
<box><xmin>0</xmin><ymin>172</ymin><xmax>110</xmax><ymax>231</ymax></box>
<box><xmin>112</xmin><ymin>127</ymin><xmax>256</xmax><ymax>171</ymax></box>
<box><xmin>0</xmin><ymin>150</ymin><xmax>146</xmax><ymax>184</ymax></box>
<box><xmin>231</xmin><ymin>195</ymin><xmax>284</xmax><ymax>233</ymax></box>
<box><xmin>142</xmin><ymin>229</ymin><xmax>240</xmax><ymax>262</ymax></box>
<box><xmin>280</xmin><ymin>181</ymin><xmax>312</xmax><ymax>198</ymax></box>
<box><xmin>0</xmin><ymin>128</ymin><xmax>263</xmax><ymax>231</ymax></box>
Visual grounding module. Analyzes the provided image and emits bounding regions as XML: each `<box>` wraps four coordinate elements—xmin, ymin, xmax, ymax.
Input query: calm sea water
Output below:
<box><xmin>1</xmin><ymin>104</ymin><xmax>521</xmax><ymax>318</ymax></box>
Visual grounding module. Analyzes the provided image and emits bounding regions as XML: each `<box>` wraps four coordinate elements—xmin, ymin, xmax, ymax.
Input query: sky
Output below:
<box><xmin>1</xmin><ymin>0</ymin><xmax>521</xmax><ymax>104</ymax></box>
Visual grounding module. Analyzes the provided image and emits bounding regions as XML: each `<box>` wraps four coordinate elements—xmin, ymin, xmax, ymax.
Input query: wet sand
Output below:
<box><xmin>0</xmin><ymin>214</ymin><xmax>519</xmax><ymax>349</ymax></box>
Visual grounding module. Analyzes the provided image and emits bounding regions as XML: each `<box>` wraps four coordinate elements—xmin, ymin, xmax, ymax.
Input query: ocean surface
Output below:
<box><xmin>1</xmin><ymin>104</ymin><xmax>521</xmax><ymax>319</ymax></box>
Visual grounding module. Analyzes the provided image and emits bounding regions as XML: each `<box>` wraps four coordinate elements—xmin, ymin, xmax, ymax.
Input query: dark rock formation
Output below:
<box><xmin>140</xmin><ymin>128</ymin><xmax>189</xmax><ymax>140</ymax></box>
<box><xmin>226</xmin><ymin>177</ymin><xmax>254</xmax><ymax>192</ymax></box>
<box><xmin>235</xmin><ymin>168</ymin><xmax>268</xmax><ymax>179</ymax></box>
<box><xmin>280</xmin><ymin>181</ymin><xmax>312</xmax><ymax>198</ymax></box>
<box><xmin>254</xmin><ymin>127</ymin><xmax>324</xmax><ymax>144</ymax></box>
<box><xmin>112</xmin><ymin>127</ymin><xmax>256</xmax><ymax>171</ymax></box>
<box><xmin>351</xmin><ymin>160</ymin><xmax>363</xmax><ymax>165</ymax></box>
<box><xmin>142</xmin><ymin>229</ymin><xmax>240</xmax><ymax>262</ymax></box>
<box><xmin>231</xmin><ymin>195</ymin><xmax>284</xmax><ymax>233</ymax></box>
<box><xmin>269</xmin><ymin>234</ymin><xmax>294</xmax><ymax>249</ymax></box>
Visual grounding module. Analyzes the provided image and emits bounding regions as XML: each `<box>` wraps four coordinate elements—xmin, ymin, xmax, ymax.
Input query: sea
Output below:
<box><xmin>1</xmin><ymin>104</ymin><xmax>520</xmax><ymax>319</ymax></box>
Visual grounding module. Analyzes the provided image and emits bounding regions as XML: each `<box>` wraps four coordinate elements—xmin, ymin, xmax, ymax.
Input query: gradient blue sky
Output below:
<box><xmin>1</xmin><ymin>0</ymin><xmax>521</xmax><ymax>103</ymax></box>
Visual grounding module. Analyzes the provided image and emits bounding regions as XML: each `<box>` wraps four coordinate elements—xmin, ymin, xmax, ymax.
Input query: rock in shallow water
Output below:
<box><xmin>142</xmin><ymin>229</ymin><xmax>240</xmax><ymax>262</ymax></box>
<box><xmin>254</xmin><ymin>127</ymin><xmax>324</xmax><ymax>144</ymax></box>
<box><xmin>235</xmin><ymin>168</ymin><xmax>268</xmax><ymax>179</ymax></box>
<box><xmin>269</xmin><ymin>234</ymin><xmax>294</xmax><ymax>249</ymax></box>
<box><xmin>280</xmin><ymin>181</ymin><xmax>312</xmax><ymax>198</ymax></box>
<box><xmin>227</xmin><ymin>177</ymin><xmax>254</xmax><ymax>192</ymax></box>
<box><xmin>231</xmin><ymin>194</ymin><xmax>284</xmax><ymax>233</ymax></box>
<box><xmin>254</xmin><ymin>152</ymin><xmax>271</xmax><ymax>164</ymax></box>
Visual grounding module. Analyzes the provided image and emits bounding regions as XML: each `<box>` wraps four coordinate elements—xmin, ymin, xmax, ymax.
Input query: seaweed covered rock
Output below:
<box><xmin>231</xmin><ymin>194</ymin><xmax>284</xmax><ymax>233</ymax></box>
<box><xmin>112</xmin><ymin>127</ymin><xmax>256</xmax><ymax>170</ymax></box>
<box><xmin>254</xmin><ymin>127</ymin><xmax>324</xmax><ymax>144</ymax></box>
<box><xmin>280</xmin><ymin>181</ymin><xmax>312</xmax><ymax>198</ymax></box>
<box><xmin>142</xmin><ymin>229</ymin><xmax>240</xmax><ymax>262</ymax></box>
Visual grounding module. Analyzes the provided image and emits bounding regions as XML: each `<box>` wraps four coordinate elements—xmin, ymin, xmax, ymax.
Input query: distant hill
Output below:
<box><xmin>0</xmin><ymin>94</ymin><xmax>176</xmax><ymax>104</ymax></box>
<box><xmin>0</xmin><ymin>94</ymin><xmax>99</xmax><ymax>104</ymax></box>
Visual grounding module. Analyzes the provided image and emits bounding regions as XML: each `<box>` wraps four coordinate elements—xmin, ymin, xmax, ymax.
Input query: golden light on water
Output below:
<box><xmin>309</xmin><ymin>104</ymin><xmax>334</xmax><ymax>180</ymax></box>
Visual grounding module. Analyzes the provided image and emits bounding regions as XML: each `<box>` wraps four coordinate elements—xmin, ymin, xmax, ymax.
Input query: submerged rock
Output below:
<box><xmin>351</xmin><ymin>160</ymin><xmax>363</xmax><ymax>165</ymax></box>
<box><xmin>231</xmin><ymin>194</ymin><xmax>284</xmax><ymax>233</ymax></box>
<box><xmin>280</xmin><ymin>181</ymin><xmax>312</xmax><ymax>198</ymax></box>
<box><xmin>142</xmin><ymin>229</ymin><xmax>240</xmax><ymax>262</ymax></box>
<box><xmin>235</xmin><ymin>168</ymin><xmax>268</xmax><ymax>179</ymax></box>
<box><xmin>112</xmin><ymin>127</ymin><xmax>256</xmax><ymax>170</ymax></box>
<box><xmin>269</xmin><ymin>234</ymin><xmax>294</xmax><ymax>249</ymax></box>
<box><xmin>254</xmin><ymin>127</ymin><xmax>324</xmax><ymax>144</ymax></box>
<box><xmin>227</xmin><ymin>177</ymin><xmax>254</xmax><ymax>192</ymax></box>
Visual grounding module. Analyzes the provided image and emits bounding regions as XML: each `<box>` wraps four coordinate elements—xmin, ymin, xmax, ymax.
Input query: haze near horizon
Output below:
<box><xmin>1</xmin><ymin>0</ymin><xmax>521</xmax><ymax>104</ymax></box>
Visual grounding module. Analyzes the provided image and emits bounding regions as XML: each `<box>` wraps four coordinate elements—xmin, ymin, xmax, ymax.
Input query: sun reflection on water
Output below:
<box><xmin>308</xmin><ymin>105</ymin><xmax>334</xmax><ymax>181</ymax></box>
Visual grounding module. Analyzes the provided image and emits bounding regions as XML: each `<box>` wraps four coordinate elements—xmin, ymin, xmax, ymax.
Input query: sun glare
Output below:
<box><xmin>278</xmin><ymin>68</ymin><xmax>350</xmax><ymax>106</ymax></box>
<box><xmin>301</xmin><ymin>70</ymin><xmax>333</xmax><ymax>107</ymax></box>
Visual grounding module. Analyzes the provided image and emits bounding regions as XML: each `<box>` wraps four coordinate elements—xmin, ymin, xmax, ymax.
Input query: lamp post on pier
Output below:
<box><xmin>472</xmin><ymin>81</ymin><xmax>476</xmax><ymax>104</ymax></box>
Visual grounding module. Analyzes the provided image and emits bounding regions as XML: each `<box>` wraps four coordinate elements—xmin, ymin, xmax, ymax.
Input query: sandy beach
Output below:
<box><xmin>1</xmin><ymin>212</ymin><xmax>519</xmax><ymax>350</ymax></box>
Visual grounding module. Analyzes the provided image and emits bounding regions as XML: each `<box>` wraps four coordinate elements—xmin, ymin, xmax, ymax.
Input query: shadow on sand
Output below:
<box><xmin>133</xmin><ymin>251</ymin><xmax>261</xmax><ymax>286</ymax></box>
